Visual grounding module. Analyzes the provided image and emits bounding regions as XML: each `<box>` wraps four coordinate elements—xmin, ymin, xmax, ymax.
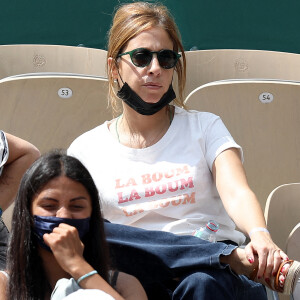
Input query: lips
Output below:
<box><xmin>143</xmin><ymin>82</ymin><xmax>162</xmax><ymax>88</ymax></box>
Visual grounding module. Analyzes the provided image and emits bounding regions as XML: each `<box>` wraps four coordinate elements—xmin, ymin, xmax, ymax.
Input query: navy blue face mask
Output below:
<box><xmin>33</xmin><ymin>215</ymin><xmax>90</xmax><ymax>252</ymax></box>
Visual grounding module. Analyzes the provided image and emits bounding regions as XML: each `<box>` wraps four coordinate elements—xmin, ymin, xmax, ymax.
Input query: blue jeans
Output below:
<box><xmin>104</xmin><ymin>222</ymin><xmax>267</xmax><ymax>300</ymax></box>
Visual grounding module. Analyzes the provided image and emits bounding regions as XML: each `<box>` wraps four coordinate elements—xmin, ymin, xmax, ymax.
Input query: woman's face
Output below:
<box><xmin>31</xmin><ymin>176</ymin><xmax>92</xmax><ymax>219</ymax></box>
<box><xmin>115</xmin><ymin>27</ymin><xmax>175</xmax><ymax>103</ymax></box>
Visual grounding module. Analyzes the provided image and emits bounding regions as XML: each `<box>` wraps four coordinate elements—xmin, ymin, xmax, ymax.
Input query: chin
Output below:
<box><xmin>143</xmin><ymin>93</ymin><xmax>164</xmax><ymax>103</ymax></box>
<box><xmin>144</xmin><ymin>99</ymin><xmax>160</xmax><ymax>104</ymax></box>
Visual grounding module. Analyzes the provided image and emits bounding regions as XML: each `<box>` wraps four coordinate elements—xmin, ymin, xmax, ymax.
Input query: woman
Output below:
<box><xmin>0</xmin><ymin>130</ymin><xmax>40</xmax><ymax>269</ymax></box>
<box><xmin>0</xmin><ymin>150</ymin><xmax>147</xmax><ymax>299</ymax></box>
<box><xmin>68</xmin><ymin>2</ymin><xmax>300</xmax><ymax>299</ymax></box>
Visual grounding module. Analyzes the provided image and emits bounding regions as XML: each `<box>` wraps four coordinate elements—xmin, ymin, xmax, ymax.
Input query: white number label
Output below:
<box><xmin>259</xmin><ymin>92</ymin><xmax>273</xmax><ymax>103</ymax></box>
<box><xmin>58</xmin><ymin>88</ymin><xmax>72</xmax><ymax>99</ymax></box>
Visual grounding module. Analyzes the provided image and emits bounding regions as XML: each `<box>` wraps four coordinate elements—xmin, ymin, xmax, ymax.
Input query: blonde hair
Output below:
<box><xmin>107</xmin><ymin>2</ymin><xmax>186</xmax><ymax>116</ymax></box>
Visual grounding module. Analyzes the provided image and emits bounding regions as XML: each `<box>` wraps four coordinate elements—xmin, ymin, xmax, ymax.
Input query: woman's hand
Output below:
<box><xmin>43</xmin><ymin>223</ymin><xmax>85</xmax><ymax>273</ymax></box>
<box><xmin>43</xmin><ymin>224</ymin><xmax>128</xmax><ymax>300</ymax></box>
<box><xmin>245</xmin><ymin>231</ymin><xmax>288</xmax><ymax>281</ymax></box>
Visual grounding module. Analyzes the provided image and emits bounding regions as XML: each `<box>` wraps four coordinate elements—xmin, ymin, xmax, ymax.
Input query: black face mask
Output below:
<box><xmin>117</xmin><ymin>82</ymin><xmax>176</xmax><ymax>115</ymax></box>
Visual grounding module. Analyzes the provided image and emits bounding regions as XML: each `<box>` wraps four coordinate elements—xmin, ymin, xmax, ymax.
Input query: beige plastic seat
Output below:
<box><xmin>1</xmin><ymin>73</ymin><xmax>111</xmax><ymax>230</ymax></box>
<box><xmin>265</xmin><ymin>185</ymin><xmax>300</xmax><ymax>300</ymax></box>
<box><xmin>185</xmin><ymin>79</ymin><xmax>300</xmax><ymax>211</ymax></box>
<box><xmin>284</xmin><ymin>225</ymin><xmax>300</xmax><ymax>299</ymax></box>
<box><xmin>176</xmin><ymin>49</ymin><xmax>300</xmax><ymax>97</ymax></box>
<box><xmin>0</xmin><ymin>44</ymin><xmax>107</xmax><ymax>78</ymax></box>
<box><xmin>264</xmin><ymin>183</ymin><xmax>300</xmax><ymax>251</ymax></box>
<box><xmin>0</xmin><ymin>73</ymin><xmax>110</xmax><ymax>154</ymax></box>
<box><xmin>286</xmin><ymin>223</ymin><xmax>300</xmax><ymax>261</ymax></box>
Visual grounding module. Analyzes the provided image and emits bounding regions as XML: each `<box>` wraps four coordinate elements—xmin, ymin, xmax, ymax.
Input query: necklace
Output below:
<box><xmin>115</xmin><ymin>106</ymin><xmax>174</xmax><ymax>147</ymax></box>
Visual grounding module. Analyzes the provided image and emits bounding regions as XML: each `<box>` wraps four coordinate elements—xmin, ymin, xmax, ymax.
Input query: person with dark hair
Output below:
<box><xmin>68</xmin><ymin>2</ymin><xmax>300</xmax><ymax>299</ymax></box>
<box><xmin>0</xmin><ymin>130</ymin><xmax>40</xmax><ymax>269</ymax></box>
<box><xmin>0</xmin><ymin>150</ymin><xmax>147</xmax><ymax>300</ymax></box>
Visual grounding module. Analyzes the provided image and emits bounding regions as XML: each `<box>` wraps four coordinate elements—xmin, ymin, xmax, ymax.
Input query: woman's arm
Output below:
<box><xmin>212</xmin><ymin>148</ymin><xmax>288</xmax><ymax>280</ymax></box>
<box><xmin>44</xmin><ymin>223</ymin><xmax>145</xmax><ymax>300</ymax></box>
<box><xmin>0</xmin><ymin>272</ymin><xmax>8</xmax><ymax>300</ymax></box>
<box><xmin>0</xmin><ymin>133</ymin><xmax>40</xmax><ymax>210</ymax></box>
<box><xmin>68</xmin><ymin>264</ymin><xmax>125</xmax><ymax>300</ymax></box>
<box><xmin>71</xmin><ymin>270</ymin><xmax>148</xmax><ymax>300</ymax></box>
<box><xmin>115</xmin><ymin>272</ymin><xmax>147</xmax><ymax>300</ymax></box>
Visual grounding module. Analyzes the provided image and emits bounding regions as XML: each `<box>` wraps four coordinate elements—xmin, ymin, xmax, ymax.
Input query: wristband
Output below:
<box><xmin>0</xmin><ymin>207</ymin><xmax>2</xmax><ymax>218</ymax></box>
<box><xmin>76</xmin><ymin>270</ymin><xmax>98</xmax><ymax>285</ymax></box>
<box><xmin>249</xmin><ymin>227</ymin><xmax>269</xmax><ymax>237</ymax></box>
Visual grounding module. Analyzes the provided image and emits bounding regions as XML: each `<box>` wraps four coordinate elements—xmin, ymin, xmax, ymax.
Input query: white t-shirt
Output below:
<box><xmin>63</xmin><ymin>290</ymin><xmax>115</xmax><ymax>300</ymax></box>
<box><xmin>51</xmin><ymin>278</ymin><xmax>115</xmax><ymax>300</ymax></box>
<box><xmin>68</xmin><ymin>106</ymin><xmax>246</xmax><ymax>245</ymax></box>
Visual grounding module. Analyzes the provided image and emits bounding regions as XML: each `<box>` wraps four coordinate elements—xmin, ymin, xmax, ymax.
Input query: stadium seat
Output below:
<box><xmin>265</xmin><ymin>183</ymin><xmax>300</xmax><ymax>252</ymax></box>
<box><xmin>176</xmin><ymin>49</ymin><xmax>300</xmax><ymax>97</ymax></box>
<box><xmin>286</xmin><ymin>224</ymin><xmax>300</xmax><ymax>300</ymax></box>
<box><xmin>265</xmin><ymin>184</ymin><xmax>300</xmax><ymax>300</ymax></box>
<box><xmin>0</xmin><ymin>44</ymin><xmax>107</xmax><ymax>78</ymax></box>
<box><xmin>185</xmin><ymin>79</ymin><xmax>300</xmax><ymax>210</ymax></box>
<box><xmin>0</xmin><ymin>73</ymin><xmax>110</xmax><ymax>154</ymax></box>
<box><xmin>286</xmin><ymin>223</ymin><xmax>300</xmax><ymax>261</ymax></box>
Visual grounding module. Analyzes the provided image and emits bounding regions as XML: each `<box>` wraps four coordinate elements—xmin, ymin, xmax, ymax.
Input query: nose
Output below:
<box><xmin>56</xmin><ymin>206</ymin><xmax>72</xmax><ymax>219</ymax></box>
<box><xmin>148</xmin><ymin>54</ymin><xmax>161</xmax><ymax>76</ymax></box>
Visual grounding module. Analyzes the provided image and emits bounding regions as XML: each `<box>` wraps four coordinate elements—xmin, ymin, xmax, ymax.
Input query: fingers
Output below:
<box><xmin>42</xmin><ymin>232</ymin><xmax>51</xmax><ymax>246</ymax></box>
<box><xmin>257</xmin><ymin>248</ymin><xmax>282</xmax><ymax>280</ymax></box>
<box><xmin>272</xmin><ymin>250</ymin><xmax>289</xmax><ymax>277</ymax></box>
<box><xmin>49</xmin><ymin>223</ymin><xmax>79</xmax><ymax>238</ymax></box>
<box><xmin>43</xmin><ymin>225</ymin><xmax>86</xmax><ymax>274</ymax></box>
<box><xmin>279</xmin><ymin>250</ymin><xmax>289</xmax><ymax>263</ymax></box>
<box><xmin>247</xmin><ymin>232</ymin><xmax>290</xmax><ymax>282</ymax></box>
<box><xmin>43</xmin><ymin>223</ymin><xmax>83</xmax><ymax>253</ymax></box>
<box><xmin>244</xmin><ymin>243</ymin><xmax>255</xmax><ymax>264</ymax></box>
<box><xmin>248</xmin><ymin>245</ymin><xmax>289</xmax><ymax>281</ymax></box>
<box><xmin>245</xmin><ymin>242</ymin><xmax>275</xmax><ymax>279</ymax></box>
<box><xmin>256</xmin><ymin>249</ymin><xmax>267</xmax><ymax>279</ymax></box>
<box><xmin>263</xmin><ymin>249</ymin><xmax>280</xmax><ymax>283</ymax></box>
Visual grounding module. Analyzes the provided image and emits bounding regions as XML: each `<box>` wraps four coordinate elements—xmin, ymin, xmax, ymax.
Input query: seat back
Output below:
<box><xmin>185</xmin><ymin>79</ymin><xmax>300</xmax><ymax>211</ymax></box>
<box><xmin>0</xmin><ymin>44</ymin><xmax>107</xmax><ymax>79</ymax></box>
<box><xmin>265</xmin><ymin>183</ymin><xmax>300</xmax><ymax>251</ymax></box>
<box><xmin>286</xmin><ymin>223</ymin><xmax>300</xmax><ymax>261</ymax></box>
<box><xmin>0</xmin><ymin>73</ymin><xmax>110</xmax><ymax>154</ymax></box>
<box><xmin>175</xmin><ymin>49</ymin><xmax>300</xmax><ymax>97</ymax></box>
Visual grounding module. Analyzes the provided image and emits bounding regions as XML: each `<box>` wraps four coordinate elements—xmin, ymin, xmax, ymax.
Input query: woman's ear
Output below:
<box><xmin>107</xmin><ymin>57</ymin><xmax>118</xmax><ymax>80</ymax></box>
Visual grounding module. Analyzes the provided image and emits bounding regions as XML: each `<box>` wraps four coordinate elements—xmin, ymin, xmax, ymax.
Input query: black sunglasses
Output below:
<box><xmin>117</xmin><ymin>48</ymin><xmax>181</xmax><ymax>69</ymax></box>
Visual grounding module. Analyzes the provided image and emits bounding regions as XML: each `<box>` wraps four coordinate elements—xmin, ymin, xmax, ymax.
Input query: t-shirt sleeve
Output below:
<box><xmin>67</xmin><ymin>137</ymin><xmax>85</xmax><ymax>163</ymax></box>
<box><xmin>0</xmin><ymin>131</ymin><xmax>9</xmax><ymax>176</ymax></box>
<box><xmin>203</xmin><ymin>115</ymin><xmax>243</xmax><ymax>170</ymax></box>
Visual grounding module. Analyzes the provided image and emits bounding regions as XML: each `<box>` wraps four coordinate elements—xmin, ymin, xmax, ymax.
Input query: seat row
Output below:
<box><xmin>2</xmin><ymin>44</ymin><xmax>300</xmax><ymax>93</ymax></box>
<box><xmin>0</xmin><ymin>45</ymin><xmax>299</xmax><ymax>203</ymax></box>
<box><xmin>0</xmin><ymin>46</ymin><xmax>298</xmax><ymax>283</ymax></box>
